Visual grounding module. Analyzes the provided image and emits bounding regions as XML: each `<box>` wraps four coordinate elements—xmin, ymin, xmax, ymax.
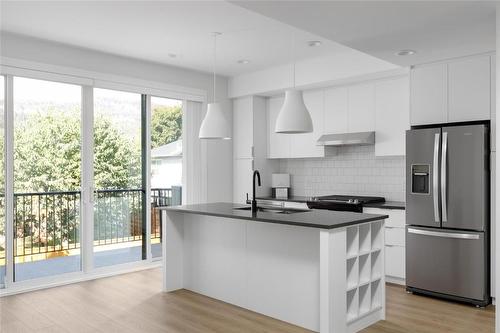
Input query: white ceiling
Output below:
<box><xmin>0</xmin><ymin>0</ymin><xmax>381</xmax><ymax>77</ymax></box>
<box><xmin>232</xmin><ymin>1</ymin><xmax>496</xmax><ymax>67</ymax></box>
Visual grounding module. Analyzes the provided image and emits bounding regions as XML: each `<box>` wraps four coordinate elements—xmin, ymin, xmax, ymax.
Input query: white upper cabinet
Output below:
<box><xmin>268</xmin><ymin>77</ymin><xmax>410</xmax><ymax>158</ymax></box>
<box><xmin>410</xmin><ymin>54</ymin><xmax>492</xmax><ymax>126</ymax></box>
<box><xmin>375</xmin><ymin>77</ymin><xmax>410</xmax><ymax>156</ymax></box>
<box><xmin>233</xmin><ymin>97</ymin><xmax>254</xmax><ymax>159</ymax></box>
<box><xmin>324</xmin><ymin>83</ymin><xmax>376</xmax><ymax>135</ymax></box>
<box><xmin>448</xmin><ymin>55</ymin><xmax>491</xmax><ymax>122</ymax></box>
<box><xmin>290</xmin><ymin>90</ymin><xmax>325</xmax><ymax>158</ymax></box>
<box><xmin>410</xmin><ymin>63</ymin><xmax>448</xmax><ymax>125</ymax></box>
<box><xmin>348</xmin><ymin>83</ymin><xmax>375</xmax><ymax>132</ymax></box>
<box><xmin>324</xmin><ymin>86</ymin><xmax>348</xmax><ymax>134</ymax></box>
<box><xmin>267</xmin><ymin>96</ymin><xmax>291</xmax><ymax>158</ymax></box>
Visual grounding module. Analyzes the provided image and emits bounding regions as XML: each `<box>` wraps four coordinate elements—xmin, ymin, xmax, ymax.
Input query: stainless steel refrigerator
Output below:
<box><xmin>406</xmin><ymin>123</ymin><xmax>490</xmax><ymax>306</ymax></box>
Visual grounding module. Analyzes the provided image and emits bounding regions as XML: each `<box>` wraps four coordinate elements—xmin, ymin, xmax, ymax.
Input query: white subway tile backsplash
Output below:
<box><xmin>279</xmin><ymin>145</ymin><xmax>405</xmax><ymax>201</ymax></box>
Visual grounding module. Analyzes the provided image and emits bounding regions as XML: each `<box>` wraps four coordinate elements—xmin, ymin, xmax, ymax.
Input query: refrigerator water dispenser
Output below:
<box><xmin>411</xmin><ymin>164</ymin><xmax>429</xmax><ymax>194</ymax></box>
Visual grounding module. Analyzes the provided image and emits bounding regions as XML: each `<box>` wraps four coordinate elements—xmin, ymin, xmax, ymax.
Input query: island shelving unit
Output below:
<box><xmin>161</xmin><ymin>203</ymin><xmax>387</xmax><ymax>333</ymax></box>
<box><xmin>345</xmin><ymin>221</ymin><xmax>385</xmax><ymax>331</ymax></box>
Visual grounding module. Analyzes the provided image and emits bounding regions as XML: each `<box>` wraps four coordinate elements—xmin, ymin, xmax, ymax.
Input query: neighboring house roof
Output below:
<box><xmin>151</xmin><ymin>139</ymin><xmax>182</xmax><ymax>158</ymax></box>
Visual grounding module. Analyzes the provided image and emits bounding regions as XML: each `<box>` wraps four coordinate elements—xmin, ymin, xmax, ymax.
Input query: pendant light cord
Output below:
<box><xmin>213</xmin><ymin>32</ymin><xmax>217</xmax><ymax>103</ymax></box>
<box><xmin>291</xmin><ymin>31</ymin><xmax>296</xmax><ymax>89</ymax></box>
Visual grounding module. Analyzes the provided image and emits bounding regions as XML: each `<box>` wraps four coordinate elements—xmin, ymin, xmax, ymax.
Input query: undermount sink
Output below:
<box><xmin>234</xmin><ymin>206</ymin><xmax>310</xmax><ymax>214</ymax></box>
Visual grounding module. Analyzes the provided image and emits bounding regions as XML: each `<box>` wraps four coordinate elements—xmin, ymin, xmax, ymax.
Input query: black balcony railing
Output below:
<box><xmin>0</xmin><ymin>188</ymin><xmax>176</xmax><ymax>261</ymax></box>
<box><xmin>94</xmin><ymin>189</ymin><xmax>144</xmax><ymax>246</ymax></box>
<box><xmin>14</xmin><ymin>190</ymin><xmax>81</xmax><ymax>258</ymax></box>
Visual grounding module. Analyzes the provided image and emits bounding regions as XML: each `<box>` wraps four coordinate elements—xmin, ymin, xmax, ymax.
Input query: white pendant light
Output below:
<box><xmin>199</xmin><ymin>32</ymin><xmax>231</xmax><ymax>140</ymax></box>
<box><xmin>275</xmin><ymin>34</ymin><xmax>313</xmax><ymax>134</ymax></box>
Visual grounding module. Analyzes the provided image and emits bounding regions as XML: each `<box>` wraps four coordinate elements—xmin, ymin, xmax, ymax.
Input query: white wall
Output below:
<box><xmin>279</xmin><ymin>146</ymin><xmax>405</xmax><ymax>202</ymax></box>
<box><xmin>228</xmin><ymin>52</ymin><xmax>403</xmax><ymax>98</ymax></box>
<box><xmin>1</xmin><ymin>32</ymin><xmax>233</xmax><ymax>203</ymax></box>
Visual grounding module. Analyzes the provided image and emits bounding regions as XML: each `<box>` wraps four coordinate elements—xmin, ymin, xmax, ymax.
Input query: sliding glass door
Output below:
<box><xmin>12</xmin><ymin>77</ymin><xmax>82</xmax><ymax>281</ymax></box>
<box><xmin>93</xmin><ymin>88</ymin><xmax>145</xmax><ymax>267</ymax></box>
<box><xmin>150</xmin><ymin>96</ymin><xmax>183</xmax><ymax>258</ymax></box>
<box><xmin>0</xmin><ymin>71</ymin><xmax>189</xmax><ymax>289</ymax></box>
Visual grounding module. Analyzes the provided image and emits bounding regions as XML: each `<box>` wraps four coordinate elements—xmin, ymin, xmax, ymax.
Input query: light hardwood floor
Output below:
<box><xmin>0</xmin><ymin>268</ymin><xmax>494</xmax><ymax>333</ymax></box>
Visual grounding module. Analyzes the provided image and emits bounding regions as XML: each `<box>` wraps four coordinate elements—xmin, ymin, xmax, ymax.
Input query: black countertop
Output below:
<box><xmin>256</xmin><ymin>196</ymin><xmax>405</xmax><ymax>210</ymax></box>
<box><xmin>160</xmin><ymin>202</ymin><xmax>388</xmax><ymax>230</ymax></box>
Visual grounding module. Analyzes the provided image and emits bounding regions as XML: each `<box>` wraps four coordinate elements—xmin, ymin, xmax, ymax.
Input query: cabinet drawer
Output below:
<box><xmin>385</xmin><ymin>227</ymin><xmax>405</xmax><ymax>246</ymax></box>
<box><xmin>386</xmin><ymin>210</ymin><xmax>405</xmax><ymax>228</ymax></box>
<box><xmin>385</xmin><ymin>245</ymin><xmax>405</xmax><ymax>279</ymax></box>
<box><xmin>363</xmin><ymin>208</ymin><xmax>405</xmax><ymax>228</ymax></box>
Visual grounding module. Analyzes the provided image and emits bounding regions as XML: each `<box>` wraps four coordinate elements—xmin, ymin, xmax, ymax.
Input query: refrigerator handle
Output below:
<box><xmin>407</xmin><ymin>227</ymin><xmax>479</xmax><ymax>240</ymax></box>
<box><xmin>441</xmin><ymin>132</ymin><xmax>448</xmax><ymax>223</ymax></box>
<box><xmin>433</xmin><ymin>133</ymin><xmax>440</xmax><ymax>223</ymax></box>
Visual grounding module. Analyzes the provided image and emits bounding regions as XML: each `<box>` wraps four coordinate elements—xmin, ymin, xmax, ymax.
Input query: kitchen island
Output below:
<box><xmin>160</xmin><ymin>203</ymin><xmax>388</xmax><ymax>333</ymax></box>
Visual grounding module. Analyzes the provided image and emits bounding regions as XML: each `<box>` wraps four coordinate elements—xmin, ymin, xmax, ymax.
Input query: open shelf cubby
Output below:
<box><xmin>359</xmin><ymin>283</ymin><xmax>371</xmax><ymax>316</ymax></box>
<box><xmin>359</xmin><ymin>224</ymin><xmax>371</xmax><ymax>253</ymax></box>
<box><xmin>347</xmin><ymin>257</ymin><xmax>358</xmax><ymax>290</ymax></box>
<box><xmin>347</xmin><ymin>226</ymin><xmax>359</xmax><ymax>258</ymax></box>
<box><xmin>371</xmin><ymin>249</ymin><xmax>382</xmax><ymax>281</ymax></box>
<box><xmin>371</xmin><ymin>220</ymin><xmax>383</xmax><ymax>250</ymax></box>
<box><xmin>358</xmin><ymin>253</ymin><xmax>371</xmax><ymax>285</ymax></box>
<box><xmin>371</xmin><ymin>279</ymin><xmax>382</xmax><ymax>310</ymax></box>
<box><xmin>347</xmin><ymin>288</ymin><xmax>359</xmax><ymax>322</ymax></box>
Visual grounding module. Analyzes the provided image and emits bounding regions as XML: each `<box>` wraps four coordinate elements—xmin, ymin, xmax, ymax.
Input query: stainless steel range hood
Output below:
<box><xmin>316</xmin><ymin>131</ymin><xmax>375</xmax><ymax>146</ymax></box>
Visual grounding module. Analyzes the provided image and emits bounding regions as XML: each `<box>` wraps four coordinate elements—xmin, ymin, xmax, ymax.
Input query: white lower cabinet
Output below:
<box><xmin>364</xmin><ymin>207</ymin><xmax>406</xmax><ymax>285</ymax></box>
<box><xmin>385</xmin><ymin>245</ymin><xmax>405</xmax><ymax>280</ymax></box>
<box><xmin>385</xmin><ymin>227</ymin><xmax>405</xmax><ymax>247</ymax></box>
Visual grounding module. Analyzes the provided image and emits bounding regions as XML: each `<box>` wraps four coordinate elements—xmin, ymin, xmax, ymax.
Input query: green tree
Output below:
<box><xmin>13</xmin><ymin>108</ymin><xmax>141</xmax><ymax>192</ymax></box>
<box><xmin>151</xmin><ymin>105</ymin><xmax>182</xmax><ymax>148</ymax></box>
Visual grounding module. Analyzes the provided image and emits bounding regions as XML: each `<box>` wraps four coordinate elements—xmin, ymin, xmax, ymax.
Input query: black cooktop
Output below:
<box><xmin>310</xmin><ymin>195</ymin><xmax>385</xmax><ymax>204</ymax></box>
<box><xmin>307</xmin><ymin>195</ymin><xmax>385</xmax><ymax>212</ymax></box>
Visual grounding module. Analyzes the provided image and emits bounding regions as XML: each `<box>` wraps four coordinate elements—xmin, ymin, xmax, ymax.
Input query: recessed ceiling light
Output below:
<box><xmin>237</xmin><ymin>59</ymin><xmax>250</xmax><ymax>64</ymax></box>
<box><xmin>396</xmin><ymin>49</ymin><xmax>417</xmax><ymax>56</ymax></box>
<box><xmin>307</xmin><ymin>40</ymin><xmax>322</xmax><ymax>47</ymax></box>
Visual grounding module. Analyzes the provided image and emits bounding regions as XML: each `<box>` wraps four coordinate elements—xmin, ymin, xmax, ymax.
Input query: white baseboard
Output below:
<box><xmin>385</xmin><ymin>276</ymin><xmax>405</xmax><ymax>286</ymax></box>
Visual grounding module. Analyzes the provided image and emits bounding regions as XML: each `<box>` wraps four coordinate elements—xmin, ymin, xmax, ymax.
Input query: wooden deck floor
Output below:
<box><xmin>0</xmin><ymin>268</ymin><xmax>495</xmax><ymax>333</ymax></box>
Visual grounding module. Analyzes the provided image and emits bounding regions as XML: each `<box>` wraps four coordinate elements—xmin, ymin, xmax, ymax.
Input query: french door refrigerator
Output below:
<box><xmin>406</xmin><ymin>123</ymin><xmax>490</xmax><ymax>306</ymax></box>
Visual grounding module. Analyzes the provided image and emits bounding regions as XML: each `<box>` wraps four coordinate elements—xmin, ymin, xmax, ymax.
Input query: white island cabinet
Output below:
<box><xmin>161</xmin><ymin>203</ymin><xmax>387</xmax><ymax>333</ymax></box>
